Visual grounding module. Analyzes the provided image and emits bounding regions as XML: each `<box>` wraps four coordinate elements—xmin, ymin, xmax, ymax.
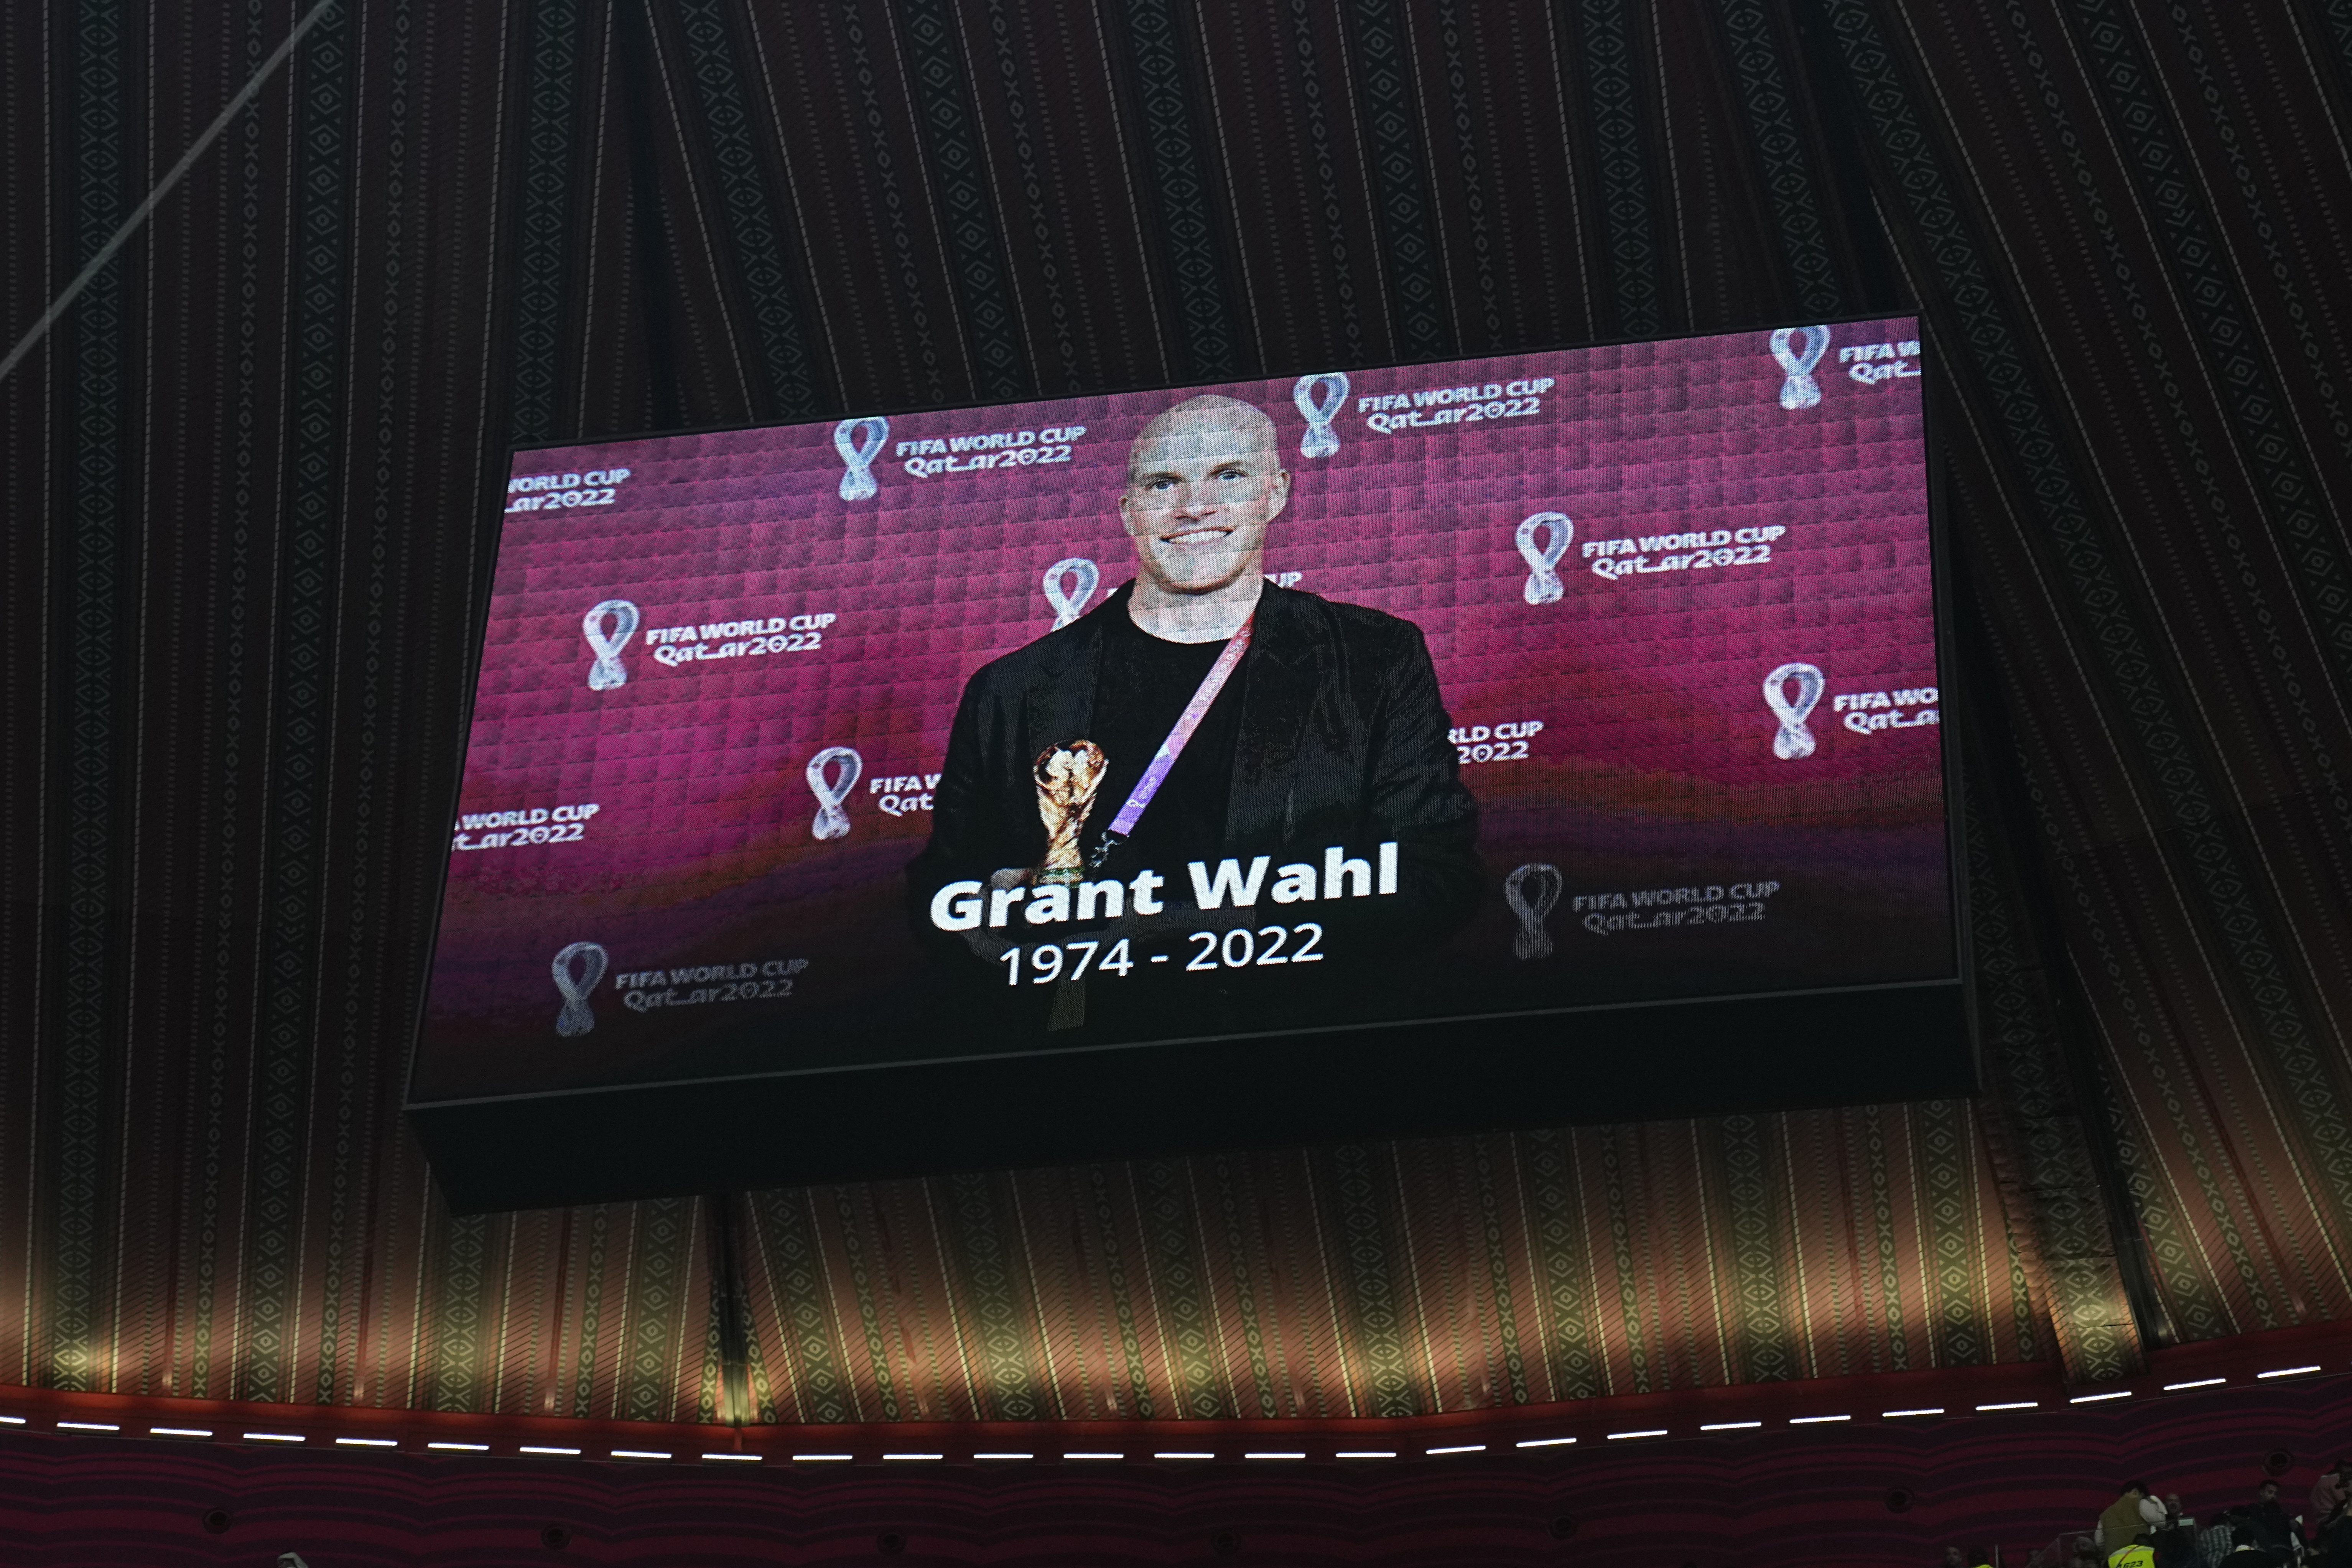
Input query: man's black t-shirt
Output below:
<box><xmin>1083</xmin><ymin>606</ymin><xmax>1246</xmax><ymax>880</ymax></box>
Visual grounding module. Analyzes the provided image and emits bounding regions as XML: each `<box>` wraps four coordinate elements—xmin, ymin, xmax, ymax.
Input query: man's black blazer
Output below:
<box><xmin>908</xmin><ymin>579</ymin><xmax>1481</xmax><ymax>948</ymax></box>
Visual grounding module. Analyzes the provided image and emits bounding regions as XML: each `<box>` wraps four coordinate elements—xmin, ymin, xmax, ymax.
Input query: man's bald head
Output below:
<box><xmin>1126</xmin><ymin>395</ymin><xmax>1279</xmax><ymax>484</ymax></box>
<box><xmin>1117</xmin><ymin>394</ymin><xmax>1291</xmax><ymax>614</ymax></box>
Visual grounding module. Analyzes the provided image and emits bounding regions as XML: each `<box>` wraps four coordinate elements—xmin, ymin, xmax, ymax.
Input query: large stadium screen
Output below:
<box><xmin>411</xmin><ymin>317</ymin><xmax>1966</xmax><ymax>1209</ymax></box>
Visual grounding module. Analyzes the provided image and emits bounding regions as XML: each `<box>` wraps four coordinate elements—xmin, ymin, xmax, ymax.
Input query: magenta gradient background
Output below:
<box><xmin>418</xmin><ymin>319</ymin><xmax>1945</xmax><ymax>1101</ymax></box>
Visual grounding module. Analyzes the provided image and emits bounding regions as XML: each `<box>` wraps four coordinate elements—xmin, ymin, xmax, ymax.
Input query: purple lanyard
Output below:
<box><xmin>1088</xmin><ymin>615</ymin><xmax>1254</xmax><ymax>867</ymax></box>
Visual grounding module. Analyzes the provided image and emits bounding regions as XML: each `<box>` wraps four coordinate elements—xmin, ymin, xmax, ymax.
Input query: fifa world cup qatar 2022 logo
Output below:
<box><xmin>551</xmin><ymin>940</ymin><xmax>609</xmax><ymax>1036</ymax></box>
<box><xmin>1770</xmin><ymin>325</ymin><xmax>1832</xmax><ymax>411</ymax></box>
<box><xmin>581</xmin><ymin>599</ymin><xmax>640</xmax><ymax>691</ymax></box>
<box><xmin>1763</xmin><ymin>662</ymin><xmax>1826</xmax><ymax>760</ymax></box>
<box><xmin>1042</xmin><ymin>557</ymin><xmax>1099</xmax><ymax>630</ymax></box>
<box><xmin>1503</xmin><ymin>862</ymin><xmax>1563</xmax><ymax>960</ymax></box>
<box><xmin>1515</xmin><ymin>512</ymin><xmax>1573</xmax><ymax>606</ymax></box>
<box><xmin>1293</xmin><ymin>372</ymin><xmax>1348</xmax><ymax>459</ymax></box>
<box><xmin>834</xmin><ymin>415</ymin><xmax>889</xmax><ymax>502</ymax></box>
<box><xmin>806</xmin><ymin>746</ymin><xmax>863</xmax><ymax>841</ymax></box>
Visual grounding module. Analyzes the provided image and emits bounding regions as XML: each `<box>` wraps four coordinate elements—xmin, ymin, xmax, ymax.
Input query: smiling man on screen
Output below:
<box><xmin>909</xmin><ymin>393</ymin><xmax>1479</xmax><ymax>1024</ymax></box>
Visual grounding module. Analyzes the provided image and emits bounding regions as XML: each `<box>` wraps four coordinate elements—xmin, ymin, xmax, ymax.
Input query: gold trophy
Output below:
<box><xmin>1033</xmin><ymin>740</ymin><xmax>1108</xmax><ymax>885</ymax></box>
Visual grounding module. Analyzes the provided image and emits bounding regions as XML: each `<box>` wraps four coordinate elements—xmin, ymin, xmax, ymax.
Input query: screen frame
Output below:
<box><xmin>409</xmin><ymin>309</ymin><xmax>1975</xmax><ymax>1211</ymax></box>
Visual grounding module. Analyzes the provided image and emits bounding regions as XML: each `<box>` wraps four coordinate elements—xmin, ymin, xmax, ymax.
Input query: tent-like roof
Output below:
<box><xmin>3</xmin><ymin>0</ymin><xmax>2349</xmax><ymax>1433</ymax></box>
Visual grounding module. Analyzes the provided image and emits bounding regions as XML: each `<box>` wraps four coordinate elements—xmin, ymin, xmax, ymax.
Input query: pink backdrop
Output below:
<box><xmin>420</xmin><ymin>319</ymin><xmax>1944</xmax><ymax>1100</ymax></box>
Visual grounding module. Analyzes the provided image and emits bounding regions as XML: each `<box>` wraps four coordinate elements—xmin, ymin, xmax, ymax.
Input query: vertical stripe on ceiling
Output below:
<box><xmin>2322</xmin><ymin>0</ymin><xmax>2352</xmax><ymax>84</ymax></box>
<box><xmin>976</xmin><ymin>0</ymin><xmax>1080</xmax><ymax>394</ymax></box>
<box><xmin>1001</xmin><ymin>1175</ymin><xmax>1071</xmax><ymax>1417</ymax></box>
<box><xmin>240</xmin><ymin>0</ymin><xmax>352</xmax><ymax>1406</ymax></box>
<box><xmin>1389</xmin><ymin>1149</ymin><xmax>1450</xmax><ymax>1410</ymax></box>
<box><xmin>507</xmin><ymin>0</ymin><xmax>582</xmax><ymax>445</ymax></box>
<box><xmin>319</xmin><ymin>0</ymin><xmax>415</xmax><ymax>1408</ymax></box>
<box><xmin>430</xmin><ymin>1214</ymin><xmax>490</xmax><ymax>1410</ymax></box>
<box><xmin>1282</xmin><ymin>0</ymin><xmax>1369</xmax><ymax>367</ymax></box>
<box><xmin>189</xmin><ymin>0</ymin><xmax>278</xmax><ymax>1403</ymax></box>
<box><xmin>829</xmin><ymin>2</ymin><xmax>956</xmax><ymax>408</ymax></box>
<box><xmin>2054</xmin><ymin>0</ymin><xmax>2352</xmax><ymax>1236</ymax></box>
<box><xmin>52</xmin><ymin>0</ymin><xmax>129</xmax><ymax>1396</ymax></box>
<box><xmin>1200</xmin><ymin>1158</ymin><xmax>1279</xmax><ymax>1418</ymax></box>
<box><xmin>1716</xmin><ymin>1116</ymin><xmax>1792</xmax><ymax>1384</ymax></box>
<box><xmin>1516</xmin><ymin>1129</ymin><xmax>1602</xmax><ymax>1401</ymax></box>
<box><xmin>1081</xmin><ymin>1165</ymin><xmax>1157</xmax><ymax>1420</ymax></box>
<box><xmin>673</xmin><ymin>0</ymin><xmax>826</xmax><ymax>420</ymax></box>
<box><xmin>1711</xmin><ymin>0</ymin><xmax>1845</xmax><ymax>317</ymax></box>
<box><xmin>695</xmin><ymin>1245</ymin><xmax>723</xmax><ymax>1423</ymax></box>
<box><xmin>1432</xmin><ymin>0</ymin><xmax>1501</xmax><ymax>351</ymax></box>
<box><xmin>902</xmin><ymin>1185</ymin><xmax>979</xmax><ymax>1419</ymax></box>
<box><xmin>2006</xmin><ymin>1210</ymin><xmax>2043</xmax><ymax>1364</ymax></box>
<box><xmin>876</xmin><ymin>1185</ymin><xmax>950</xmax><ymax>1420</ymax></box>
<box><xmin>1577</xmin><ymin>0</ymin><xmax>1664</xmax><ymax>337</ymax></box>
<box><xmin>630</xmin><ymin>1196</ymin><xmax>695</xmax><ymax>1421</ymax></box>
<box><xmin>830</xmin><ymin>1186</ymin><xmax>902</xmax><ymax>1421</ymax></box>
<box><xmin>1467</xmin><ymin>1137</ymin><xmax>1531</xmax><ymax>1405</ymax></box>
<box><xmin>1134</xmin><ymin>1161</ymin><xmax>1222</xmax><ymax>1418</ymax></box>
<box><xmin>614</xmin><ymin>0</ymin><xmax>688</xmax><ymax>432</ymax></box>
<box><xmin>1322</xmin><ymin>1145</ymin><xmax>1417</xmax><ymax>1416</ymax></box>
<box><xmin>892</xmin><ymin>0</ymin><xmax>1029</xmax><ymax>401</ymax></box>
<box><xmin>939</xmin><ymin>1172</ymin><xmax>1040</xmax><ymax>1421</ymax></box>
<box><xmin>747</xmin><ymin>1188</ymin><xmax>853</xmax><ymax>1423</ymax></box>
<box><xmin>1915</xmin><ymin>1099</ymin><xmax>1983</xmax><ymax>1365</ymax></box>
<box><xmin>565</xmin><ymin>1204</ymin><xmax>609</xmax><ymax>1417</ymax></box>
<box><xmin>1289</xmin><ymin>1152</ymin><xmax>1360</xmax><ymax>1417</ymax></box>
<box><xmin>1823</xmin><ymin>0</ymin><xmax>2332</xmax><ymax>1325</ymax></box>
<box><xmin>1593</xmin><ymin>1127</ymin><xmax>1654</xmax><ymax>1392</ymax></box>
<box><xmin>1960</xmin><ymin>769</ymin><xmax>2144</xmax><ymax>1380</ymax></box>
<box><xmin>1341</xmin><ymin>0</ymin><xmax>1449</xmax><ymax>360</ymax></box>
<box><xmin>1118</xmin><ymin>0</ymin><xmax>1241</xmax><ymax>381</ymax></box>
<box><xmin>1802</xmin><ymin>1115</ymin><xmax>1852</xmax><ymax>1377</ymax></box>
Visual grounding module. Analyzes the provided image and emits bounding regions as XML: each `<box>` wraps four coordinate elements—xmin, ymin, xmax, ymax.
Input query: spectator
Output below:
<box><xmin>2235</xmin><ymin>1479</ymin><xmax>2299</xmax><ymax>1561</ymax></box>
<box><xmin>2148</xmin><ymin>1495</ymin><xmax>2201</xmax><ymax>1568</ymax></box>
<box><xmin>2318</xmin><ymin>1461</ymin><xmax>2352</xmax><ymax>1524</ymax></box>
<box><xmin>1941</xmin><ymin>1550</ymin><xmax>1967</xmax><ymax>1568</ymax></box>
<box><xmin>2100</xmin><ymin>1482</ymin><xmax>2162</xmax><ymax>1552</ymax></box>
<box><xmin>2071</xmin><ymin>1535</ymin><xmax>2105</xmax><ymax>1567</ymax></box>
<box><xmin>2315</xmin><ymin>1494</ymin><xmax>2352</xmax><ymax>1568</ymax></box>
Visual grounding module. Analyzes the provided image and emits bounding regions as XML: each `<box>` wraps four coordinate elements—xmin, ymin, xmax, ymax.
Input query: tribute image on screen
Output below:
<box><xmin>415</xmin><ymin>319</ymin><xmax>1948</xmax><ymax>1109</ymax></box>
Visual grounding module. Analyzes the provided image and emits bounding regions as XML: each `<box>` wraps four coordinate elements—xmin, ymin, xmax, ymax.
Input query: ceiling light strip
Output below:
<box><xmin>21</xmin><ymin>1357</ymin><xmax>2306</xmax><ymax>1461</ymax></box>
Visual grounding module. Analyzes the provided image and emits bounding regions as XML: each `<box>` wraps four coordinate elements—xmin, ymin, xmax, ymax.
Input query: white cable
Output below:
<box><xmin>0</xmin><ymin>0</ymin><xmax>340</xmax><ymax>390</ymax></box>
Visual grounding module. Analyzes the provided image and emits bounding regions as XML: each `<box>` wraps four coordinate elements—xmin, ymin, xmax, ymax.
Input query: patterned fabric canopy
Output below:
<box><xmin>2</xmin><ymin>0</ymin><xmax>2348</xmax><ymax>1425</ymax></box>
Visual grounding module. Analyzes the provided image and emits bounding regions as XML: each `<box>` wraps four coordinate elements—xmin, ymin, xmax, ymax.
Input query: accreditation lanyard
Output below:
<box><xmin>1088</xmin><ymin>614</ymin><xmax>1254</xmax><ymax>869</ymax></box>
